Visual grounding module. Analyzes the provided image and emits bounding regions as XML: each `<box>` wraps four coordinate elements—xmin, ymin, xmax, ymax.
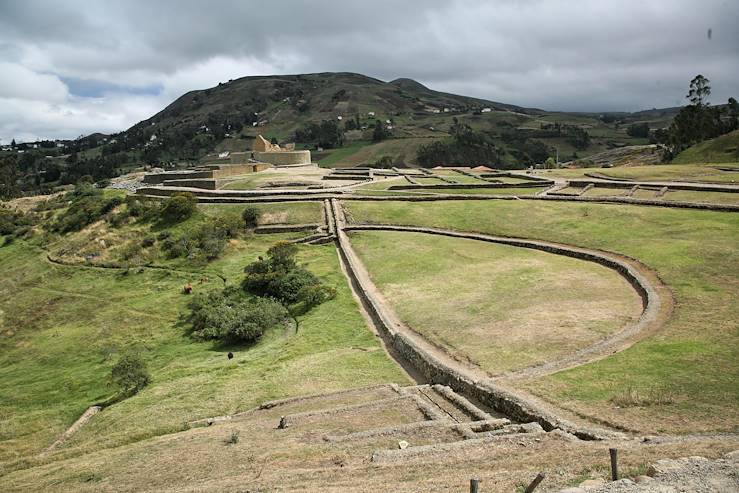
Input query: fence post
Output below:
<box><xmin>469</xmin><ymin>478</ymin><xmax>479</xmax><ymax>493</ymax></box>
<box><xmin>524</xmin><ymin>472</ymin><xmax>545</xmax><ymax>493</ymax></box>
<box><xmin>609</xmin><ymin>448</ymin><xmax>619</xmax><ymax>481</ymax></box>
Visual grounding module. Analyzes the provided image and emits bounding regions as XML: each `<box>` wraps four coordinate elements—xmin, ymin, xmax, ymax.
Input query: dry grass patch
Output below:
<box><xmin>349</xmin><ymin>230</ymin><xmax>642</xmax><ymax>375</ymax></box>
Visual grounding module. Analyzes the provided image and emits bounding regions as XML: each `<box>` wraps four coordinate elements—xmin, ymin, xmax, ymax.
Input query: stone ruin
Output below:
<box><xmin>250</xmin><ymin>135</ymin><xmax>311</xmax><ymax>165</ymax></box>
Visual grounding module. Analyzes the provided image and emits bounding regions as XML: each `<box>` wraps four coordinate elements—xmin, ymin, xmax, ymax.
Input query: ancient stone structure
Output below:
<box><xmin>251</xmin><ymin>134</ymin><xmax>312</xmax><ymax>166</ymax></box>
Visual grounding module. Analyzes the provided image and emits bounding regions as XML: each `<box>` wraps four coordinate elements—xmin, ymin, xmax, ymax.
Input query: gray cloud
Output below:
<box><xmin>1</xmin><ymin>0</ymin><xmax>738</xmax><ymax>142</ymax></box>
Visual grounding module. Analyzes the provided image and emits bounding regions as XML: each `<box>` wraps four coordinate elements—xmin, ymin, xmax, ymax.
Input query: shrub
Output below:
<box><xmin>160</xmin><ymin>217</ymin><xmax>238</xmax><ymax>261</ymax></box>
<box><xmin>141</xmin><ymin>235</ymin><xmax>156</xmax><ymax>248</ymax></box>
<box><xmin>0</xmin><ymin>207</ymin><xmax>34</xmax><ymax>235</ymax></box>
<box><xmin>120</xmin><ymin>241</ymin><xmax>143</xmax><ymax>261</ymax></box>
<box><xmin>160</xmin><ymin>192</ymin><xmax>197</xmax><ymax>223</ymax></box>
<box><xmin>297</xmin><ymin>284</ymin><xmax>337</xmax><ymax>310</ymax></box>
<box><xmin>110</xmin><ymin>352</ymin><xmax>150</xmax><ymax>395</ymax></box>
<box><xmin>53</xmin><ymin>188</ymin><xmax>123</xmax><ymax>233</ymax></box>
<box><xmin>242</xmin><ymin>241</ymin><xmax>334</xmax><ymax>306</ymax></box>
<box><xmin>226</xmin><ymin>431</ymin><xmax>240</xmax><ymax>445</ymax></box>
<box><xmin>187</xmin><ymin>287</ymin><xmax>288</xmax><ymax>343</ymax></box>
<box><xmin>242</xmin><ymin>206</ymin><xmax>260</xmax><ymax>229</ymax></box>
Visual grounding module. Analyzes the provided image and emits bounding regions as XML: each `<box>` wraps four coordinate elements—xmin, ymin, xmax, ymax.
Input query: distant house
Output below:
<box><xmin>149</xmin><ymin>134</ymin><xmax>157</xmax><ymax>142</ymax></box>
<box><xmin>337</xmin><ymin>116</ymin><xmax>343</xmax><ymax>120</ymax></box>
<box><xmin>368</xmin><ymin>111</ymin><xmax>375</xmax><ymax>117</ymax></box>
<box><xmin>481</xmin><ymin>108</ymin><xmax>492</xmax><ymax>113</ymax></box>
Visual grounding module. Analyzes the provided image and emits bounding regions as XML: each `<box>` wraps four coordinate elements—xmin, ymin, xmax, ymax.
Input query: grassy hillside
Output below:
<box><xmin>673</xmin><ymin>129</ymin><xmax>739</xmax><ymax>163</ymax></box>
<box><xmin>0</xmin><ymin>198</ymin><xmax>406</xmax><ymax>471</ymax></box>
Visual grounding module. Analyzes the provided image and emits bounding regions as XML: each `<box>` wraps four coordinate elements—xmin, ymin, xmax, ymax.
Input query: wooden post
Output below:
<box><xmin>609</xmin><ymin>448</ymin><xmax>619</xmax><ymax>481</ymax></box>
<box><xmin>524</xmin><ymin>472</ymin><xmax>545</xmax><ymax>493</ymax></box>
<box><xmin>469</xmin><ymin>478</ymin><xmax>479</xmax><ymax>493</ymax></box>
<box><xmin>278</xmin><ymin>416</ymin><xmax>287</xmax><ymax>429</ymax></box>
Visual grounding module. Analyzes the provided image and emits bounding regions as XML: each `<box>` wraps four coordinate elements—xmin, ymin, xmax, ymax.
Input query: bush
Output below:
<box><xmin>242</xmin><ymin>206</ymin><xmax>260</xmax><ymax>229</ymax></box>
<box><xmin>53</xmin><ymin>188</ymin><xmax>123</xmax><ymax>233</ymax></box>
<box><xmin>242</xmin><ymin>241</ymin><xmax>334</xmax><ymax>306</ymax></box>
<box><xmin>160</xmin><ymin>192</ymin><xmax>197</xmax><ymax>223</ymax></box>
<box><xmin>0</xmin><ymin>207</ymin><xmax>35</xmax><ymax>235</ymax></box>
<box><xmin>187</xmin><ymin>287</ymin><xmax>288</xmax><ymax>343</ymax></box>
<box><xmin>141</xmin><ymin>235</ymin><xmax>156</xmax><ymax>248</ymax></box>
<box><xmin>110</xmin><ymin>352</ymin><xmax>150</xmax><ymax>395</ymax></box>
<box><xmin>160</xmin><ymin>217</ymin><xmax>238</xmax><ymax>261</ymax></box>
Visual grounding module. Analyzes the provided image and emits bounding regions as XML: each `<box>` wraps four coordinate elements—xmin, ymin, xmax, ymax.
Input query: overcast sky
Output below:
<box><xmin>1</xmin><ymin>0</ymin><xmax>737</xmax><ymax>143</ymax></box>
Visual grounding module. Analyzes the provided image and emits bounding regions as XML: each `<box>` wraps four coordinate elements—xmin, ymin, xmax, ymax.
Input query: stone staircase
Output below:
<box><xmin>188</xmin><ymin>383</ymin><xmax>554</xmax><ymax>463</ymax></box>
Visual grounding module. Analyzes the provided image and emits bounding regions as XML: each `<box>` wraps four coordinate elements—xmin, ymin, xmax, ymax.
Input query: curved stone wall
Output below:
<box><xmin>254</xmin><ymin>150</ymin><xmax>311</xmax><ymax>165</ymax></box>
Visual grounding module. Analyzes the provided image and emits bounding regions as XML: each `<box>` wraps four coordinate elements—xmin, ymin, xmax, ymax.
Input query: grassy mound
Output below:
<box><xmin>673</xmin><ymin>129</ymin><xmax>739</xmax><ymax>164</ymax></box>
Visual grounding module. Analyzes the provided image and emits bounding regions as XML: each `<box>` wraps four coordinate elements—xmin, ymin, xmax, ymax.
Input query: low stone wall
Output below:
<box><xmin>143</xmin><ymin>170</ymin><xmax>213</xmax><ymax>184</ymax></box>
<box><xmin>254</xmin><ymin>223</ymin><xmax>321</xmax><ymax>234</ymax></box>
<box><xmin>211</xmin><ymin>163</ymin><xmax>271</xmax><ymax>178</ymax></box>
<box><xmin>161</xmin><ymin>179</ymin><xmax>218</xmax><ymax>190</ymax></box>
<box><xmin>332</xmin><ymin>216</ymin><xmax>667</xmax><ymax>439</ymax></box>
<box><xmin>568</xmin><ymin>179</ymin><xmax>739</xmax><ymax>193</ymax></box>
<box><xmin>388</xmin><ymin>182</ymin><xmax>550</xmax><ymax>191</ymax></box>
<box><xmin>254</xmin><ymin>150</ymin><xmax>311</xmax><ymax>165</ymax></box>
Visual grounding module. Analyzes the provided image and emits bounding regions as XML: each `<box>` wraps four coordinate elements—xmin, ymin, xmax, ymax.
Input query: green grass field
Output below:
<box><xmin>0</xmin><ymin>203</ymin><xmax>407</xmax><ymax>471</ymax></box>
<box><xmin>594</xmin><ymin>163</ymin><xmax>739</xmax><ymax>184</ymax></box>
<box><xmin>350</xmin><ymin>230</ymin><xmax>640</xmax><ymax>374</ymax></box>
<box><xmin>344</xmin><ymin>199</ymin><xmax>739</xmax><ymax>433</ymax></box>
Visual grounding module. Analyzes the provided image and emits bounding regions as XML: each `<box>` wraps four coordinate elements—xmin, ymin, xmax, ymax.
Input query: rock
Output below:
<box><xmin>550</xmin><ymin>429</ymin><xmax>579</xmax><ymax>441</ymax></box>
<box><xmin>578</xmin><ymin>478</ymin><xmax>605</xmax><ymax>489</ymax></box>
<box><xmin>634</xmin><ymin>475</ymin><xmax>654</xmax><ymax>483</ymax></box>
<box><xmin>519</xmin><ymin>422</ymin><xmax>545</xmax><ymax>433</ymax></box>
<box><xmin>557</xmin><ymin>488</ymin><xmax>586</xmax><ymax>493</ymax></box>
<box><xmin>398</xmin><ymin>440</ymin><xmax>409</xmax><ymax>450</ymax></box>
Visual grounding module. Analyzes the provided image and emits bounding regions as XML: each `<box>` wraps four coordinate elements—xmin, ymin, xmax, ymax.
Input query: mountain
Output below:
<box><xmin>126</xmin><ymin>72</ymin><xmax>532</xmax><ymax>143</ymax></box>
<box><xmin>71</xmin><ymin>71</ymin><xmax>687</xmax><ymax>171</ymax></box>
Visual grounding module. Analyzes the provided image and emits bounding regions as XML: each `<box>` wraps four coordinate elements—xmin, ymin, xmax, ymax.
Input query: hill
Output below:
<box><xmin>673</xmin><ymin>129</ymin><xmax>739</xmax><ymax>164</ymax></box>
<box><xmin>117</xmin><ymin>72</ymin><xmax>675</xmax><ymax>168</ymax></box>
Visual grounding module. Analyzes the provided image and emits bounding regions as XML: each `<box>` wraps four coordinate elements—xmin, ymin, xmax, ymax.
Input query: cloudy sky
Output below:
<box><xmin>1</xmin><ymin>0</ymin><xmax>737</xmax><ymax>143</ymax></box>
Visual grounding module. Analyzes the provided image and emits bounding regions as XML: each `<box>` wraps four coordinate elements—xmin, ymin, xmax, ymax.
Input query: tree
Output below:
<box><xmin>160</xmin><ymin>192</ymin><xmax>197</xmax><ymax>222</ymax></box>
<box><xmin>627</xmin><ymin>123</ymin><xmax>650</xmax><ymax>138</ymax></box>
<box><xmin>110</xmin><ymin>352</ymin><xmax>150</xmax><ymax>395</ymax></box>
<box><xmin>242</xmin><ymin>206</ymin><xmax>260</xmax><ymax>228</ymax></box>
<box><xmin>687</xmin><ymin>75</ymin><xmax>711</xmax><ymax>106</ymax></box>
<box><xmin>187</xmin><ymin>287</ymin><xmax>288</xmax><ymax>343</ymax></box>
<box><xmin>10</xmin><ymin>139</ymin><xmax>16</xmax><ymax>149</ymax></box>
<box><xmin>372</xmin><ymin>120</ymin><xmax>391</xmax><ymax>142</ymax></box>
<box><xmin>728</xmin><ymin>97</ymin><xmax>739</xmax><ymax>131</ymax></box>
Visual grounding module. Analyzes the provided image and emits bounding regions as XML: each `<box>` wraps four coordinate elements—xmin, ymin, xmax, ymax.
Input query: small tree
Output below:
<box><xmin>110</xmin><ymin>352</ymin><xmax>150</xmax><ymax>396</ymax></box>
<box><xmin>161</xmin><ymin>192</ymin><xmax>197</xmax><ymax>222</ymax></box>
<box><xmin>242</xmin><ymin>206</ymin><xmax>260</xmax><ymax>229</ymax></box>
<box><xmin>372</xmin><ymin>120</ymin><xmax>390</xmax><ymax>142</ymax></box>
